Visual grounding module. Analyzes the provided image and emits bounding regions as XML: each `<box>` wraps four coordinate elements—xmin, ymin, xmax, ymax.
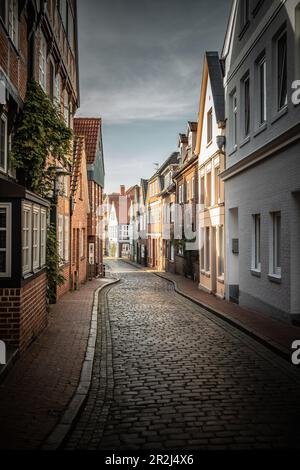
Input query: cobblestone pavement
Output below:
<box><xmin>66</xmin><ymin>259</ymin><xmax>300</xmax><ymax>450</ymax></box>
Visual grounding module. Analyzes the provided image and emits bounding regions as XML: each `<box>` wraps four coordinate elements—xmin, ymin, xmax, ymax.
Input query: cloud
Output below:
<box><xmin>77</xmin><ymin>0</ymin><xmax>230</xmax><ymax>123</ymax></box>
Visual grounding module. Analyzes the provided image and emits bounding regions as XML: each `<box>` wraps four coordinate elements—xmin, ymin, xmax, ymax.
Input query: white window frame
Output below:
<box><xmin>200</xmin><ymin>227</ymin><xmax>205</xmax><ymax>271</ymax></box>
<box><xmin>205</xmin><ymin>170</ymin><xmax>212</xmax><ymax>208</ymax></box>
<box><xmin>64</xmin><ymin>215</ymin><xmax>69</xmax><ymax>262</ymax></box>
<box><xmin>270</xmin><ymin>211</ymin><xmax>282</xmax><ymax>278</ymax></box>
<box><xmin>205</xmin><ymin>226</ymin><xmax>210</xmax><ymax>273</ymax></box>
<box><xmin>0</xmin><ymin>114</ymin><xmax>8</xmax><ymax>173</ymax></box>
<box><xmin>55</xmin><ymin>73</ymin><xmax>61</xmax><ymax>105</ymax></box>
<box><xmin>252</xmin><ymin>214</ymin><xmax>261</xmax><ymax>272</ymax></box>
<box><xmin>0</xmin><ymin>202</ymin><xmax>12</xmax><ymax>277</ymax></box>
<box><xmin>39</xmin><ymin>32</ymin><xmax>47</xmax><ymax>91</ymax></box>
<box><xmin>276</xmin><ymin>29</ymin><xmax>288</xmax><ymax>111</ymax></box>
<box><xmin>242</xmin><ymin>73</ymin><xmax>250</xmax><ymax>138</ymax></box>
<box><xmin>80</xmin><ymin>228</ymin><xmax>84</xmax><ymax>259</ymax></box>
<box><xmin>191</xmin><ymin>176</ymin><xmax>195</xmax><ymax>200</ymax></box>
<box><xmin>231</xmin><ymin>89</ymin><xmax>238</xmax><ymax>149</ymax></box>
<box><xmin>32</xmin><ymin>206</ymin><xmax>40</xmax><ymax>270</ymax></box>
<box><xmin>258</xmin><ymin>56</ymin><xmax>267</xmax><ymax>125</ymax></box>
<box><xmin>186</xmin><ymin>180</ymin><xmax>190</xmax><ymax>201</ymax></box>
<box><xmin>8</xmin><ymin>0</ymin><xmax>18</xmax><ymax>47</ymax></box>
<box><xmin>64</xmin><ymin>89</ymin><xmax>69</xmax><ymax>125</ymax></box>
<box><xmin>22</xmin><ymin>203</ymin><xmax>32</xmax><ymax>275</ymax></box>
<box><xmin>214</xmin><ymin>166</ymin><xmax>220</xmax><ymax>205</ymax></box>
<box><xmin>40</xmin><ymin>209</ymin><xmax>47</xmax><ymax>267</ymax></box>
<box><xmin>217</xmin><ymin>225</ymin><xmax>224</xmax><ymax>279</ymax></box>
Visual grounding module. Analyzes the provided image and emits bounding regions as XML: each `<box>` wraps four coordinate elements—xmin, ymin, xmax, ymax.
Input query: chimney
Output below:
<box><xmin>120</xmin><ymin>185</ymin><xmax>125</xmax><ymax>196</ymax></box>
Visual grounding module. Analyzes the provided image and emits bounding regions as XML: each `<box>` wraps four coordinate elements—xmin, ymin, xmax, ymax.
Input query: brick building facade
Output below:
<box><xmin>74</xmin><ymin>118</ymin><xmax>105</xmax><ymax>278</ymax></box>
<box><xmin>0</xmin><ymin>1</ymin><xmax>79</xmax><ymax>351</ymax></box>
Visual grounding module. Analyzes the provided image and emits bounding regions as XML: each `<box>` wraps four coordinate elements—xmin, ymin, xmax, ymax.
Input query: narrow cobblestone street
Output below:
<box><xmin>65</xmin><ymin>259</ymin><xmax>300</xmax><ymax>450</ymax></box>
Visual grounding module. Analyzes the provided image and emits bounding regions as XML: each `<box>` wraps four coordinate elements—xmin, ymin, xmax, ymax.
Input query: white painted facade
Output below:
<box><xmin>197</xmin><ymin>53</ymin><xmax>226</xmax><ymax>299</ymax></box>
<box><xmin>222</xmin><ymin>0</ymin><xmax>300</xmax><ymax>323</ymax></box>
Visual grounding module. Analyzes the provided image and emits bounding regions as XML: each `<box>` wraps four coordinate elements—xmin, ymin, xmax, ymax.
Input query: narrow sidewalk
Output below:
<box><xmin>123</xmin><ymin>259</ymin><xmax>300</xmax><ymax>360</ymax></box>
<box><xmin>0</xmin><ymin>277</ymin><xmax>111</xmax><ymax>450</ymax></box>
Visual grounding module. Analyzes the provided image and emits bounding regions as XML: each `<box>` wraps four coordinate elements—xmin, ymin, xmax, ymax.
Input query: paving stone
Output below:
<box><xmin>65</xmin><ymin>259</ymin><xmax>300</xmax><ymax>450</ymax></box>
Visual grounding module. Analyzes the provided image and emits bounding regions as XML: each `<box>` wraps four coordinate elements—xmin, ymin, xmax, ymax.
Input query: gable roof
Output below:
<box><xmin>73</xmin><ymin>117</ymin><xmax>102</xmax><ymax>164</ymax></box>
<box><xmin>221</xmin><ymin>0</ymin><xmax>238</xmax><ymax>60</ymax></box>
<box><xmin>140</xmin><ymin>179</ymin><xmax>149</xmax><ymax>204</ymax></box>
<box><xmin>194</xmin><ymin>51</ymin><xmax>225</xmax><ymax>156</ymax></box>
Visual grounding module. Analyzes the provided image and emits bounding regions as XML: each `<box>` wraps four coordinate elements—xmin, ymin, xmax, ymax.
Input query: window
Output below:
<box><xmin>80</xmin><ymin>228</ymin><xmax>85</xmax><ymax>259</ymax></box>
<box><xmin>205</xmin><ymin>227</ymin><xmax>210</xmax><ymax>272</ymax></box>
<box><xmin>170</xmin><ymin>242</ymin><xmax>174</xmax><ymax>262</ymax></box>
<box><xmin>67</xmin><ymin>4</ymin><xmax>75</xmax><ymax>52</ymax></box>
<box><xmin>214</xmin><ymin>166</ymin><xmax>220</xmax><ymax>205</ymax></box>
<box><xmin>206</xmin><ymin>171</ymin><xmax>211</xmax><ymax>207</ymax></box>
<box><xmin>191</xmin><ymin>176</ymin><xmax>195</xmax><ymax>199</ymax></box>
<box><xmin>64</xmin><ymin>215</ymin><xmax>69</xmax><ymax>262</ymax></box>
<box><xmin>40</xmin><ymin>209</ymin><xmax>47</xmax><ymax>266</ymax></box>
<box><xmin>39</xmin><ymin>33</ymin><xmax>47</xmax><ymax>91</ymax></box>
<box><xmin>240</xmin><ymin>0</ymin><xmax>250</xmax><ymax>30</ymax></box>
<box><xmin>218</xmin><ymin>225</ymin><xmax>224</xmax><ymax>278</ymax></box>
<box><xmin>170</xmin><ymin>203</ymin><xmax>175</xmax><ymax>223</ymax></box>
<box><xmin>243</xmin><ymin>74</ymin><xmax>250</xmax><ymax>137</ymax></box>
<box><xmin>231</xmin><ymin>90</ymin><xmax>238</xmax><ymax>148</ymax></box>
<box><xmin>252</xmin><ymin>214</ymin><xmax>261</xmax><ymax>271</ymax></box>
<box><xmin>258</xmin><ymin>57</ymin><xmax>267</xmax><ymax>125</ymax></box>
<box><xmin>32</xmin><ymin>206</ymin><xmax>40</xmax><ymax>270</ymax></box>
<box><xmin>277</xmin><ymin>31</ymin><xmax>287</xmax><ymax>110</ymax></box>
<box><xmin>207</xmin><ymin>108</ymin><xmax>213</xmax><ymax>144</ymax></box>
<box><xmin>58</xmin><ymin>215</ymin><xmax>64</xmax><ymax>262</ymax></box>
<box><xmin>186</xmin><ymin>180</ymin><xmax>190</xmax><ymax>201</ymax></box>
<box><xmin>64</xmin><ymin>90</ymin><xmax>70</xmax><ymax>125</ymax></box>
<box><xmin>8</xmin><ymin>0</ymin><xmax>18</xmax><ymax>46</ymax></box>
<box><xmin>200</xmin><ymin>175</ymin><xmax>205</xmax><ymax>206</ymax></box>
<box><xmin>22</xmin><ymin>204</ymin><xmax>32</xmax><ymax>274</ymax></box>
<box><xmin>178</xmin><ymin>185</ymin><xmax>183</xmax><ymax>204</ymax></box>
<box><xmin>0</xmin><ymin>114</ymin><xmax>7</xmax><ymax>173</ymax></box>
<box><xmin>200</xmin><ymin>228</ymin><xmax>205</xmax><ymax>271</ymax></box>
<box><xmin>0</xmin><ymin>203</ymin><xmax>11</xmax><ymax>277</ymax></box>
<box><xmin>55</xmin><ymin>73</ymin><xmax>61</xmax><ymax>105</ymax></box>
<box><xmin>270</xmin><ymin>212</ymin><xmax>281</xmax><ymax>277</ymax></box>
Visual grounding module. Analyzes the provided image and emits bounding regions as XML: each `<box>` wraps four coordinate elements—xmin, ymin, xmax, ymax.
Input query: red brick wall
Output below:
<box><xmin>56</xmin><ymin>264</ymin><xmax>71</xmax><ymax>300</ymax></box>
<box><xmin>0</xmin><ymin>273</ymin><xmax>48</xmax><ymax>353</ymax></box>
<box><xmin>0</xmin><ymin>13</ymin><xmax>28</xmax><ymax>100</ymax></box>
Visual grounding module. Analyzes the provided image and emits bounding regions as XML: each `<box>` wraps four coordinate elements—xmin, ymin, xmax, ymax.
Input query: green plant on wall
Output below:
<box><xmin>10</xmin><ymin>80</ymin><xmax>73</xmax><ymax>196</ymax></box>
<box><xmin>46</xmin><ymin>222</ymin><xmax>65</xmax><ymax>304</ymax></box>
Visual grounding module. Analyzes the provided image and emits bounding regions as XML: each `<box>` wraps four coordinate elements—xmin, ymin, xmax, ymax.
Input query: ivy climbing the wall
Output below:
<box><xmin>10</xmin><ymin>80</ymin><xmax>73</xmax><ymax>196</ymax></box>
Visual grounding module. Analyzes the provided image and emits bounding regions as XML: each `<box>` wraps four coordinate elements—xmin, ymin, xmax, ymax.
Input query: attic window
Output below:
<box><xmin>207</xmin><ymin>108</ymin><xmax>213</xmax><ymax>144</ymax></box>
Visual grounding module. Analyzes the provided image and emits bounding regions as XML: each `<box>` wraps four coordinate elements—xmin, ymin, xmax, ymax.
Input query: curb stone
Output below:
<box><xmin>41</xmin><ymin>277</ymin><xmax>120</xmax><ymax>450</ymax></box>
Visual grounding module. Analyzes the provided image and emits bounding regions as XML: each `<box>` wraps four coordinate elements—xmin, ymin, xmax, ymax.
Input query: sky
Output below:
<box><xmin>77</xmin><ymin>0</ymin><xmax>232</xmax><ymax>194</ymax></box>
